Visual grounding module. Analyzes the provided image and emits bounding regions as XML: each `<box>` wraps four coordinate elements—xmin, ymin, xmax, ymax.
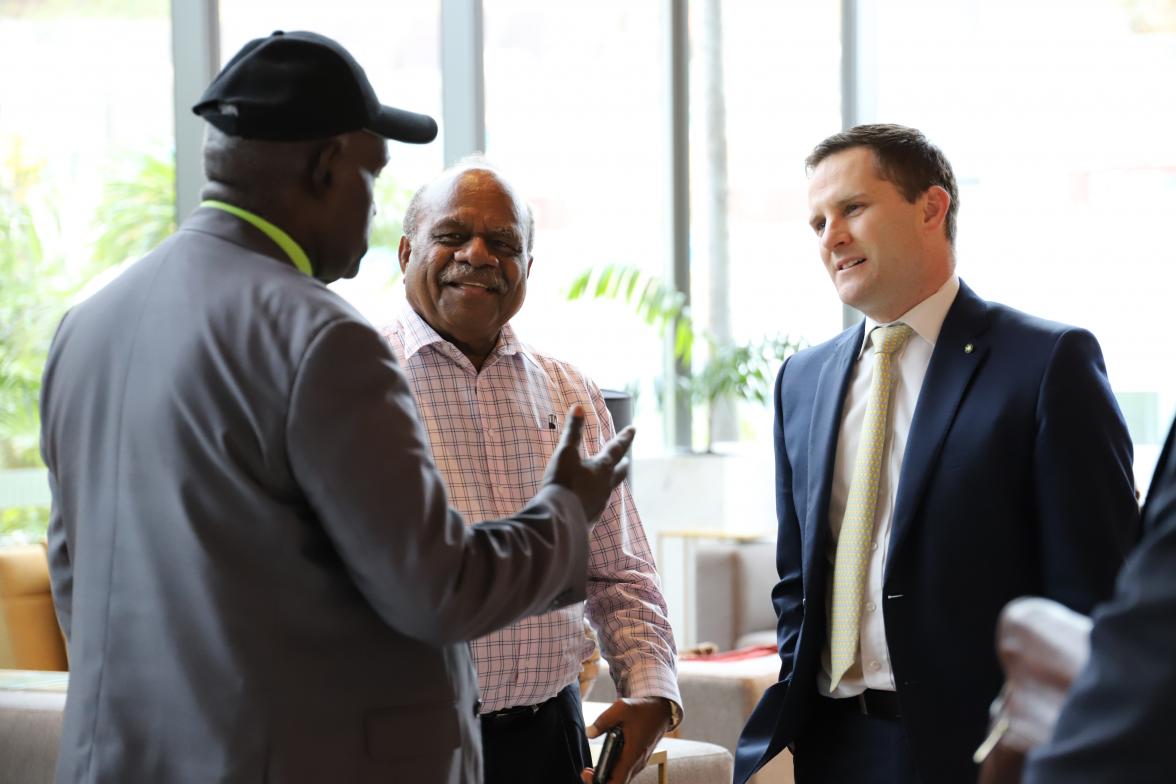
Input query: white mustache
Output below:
<box><xmin>441</xmin><ymin>266</ymin><xmax>503</xmax><ymax>291</ymax></box>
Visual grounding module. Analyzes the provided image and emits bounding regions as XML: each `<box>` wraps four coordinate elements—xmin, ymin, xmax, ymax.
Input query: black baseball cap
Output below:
<box><xmin>193</xmin><ymin>30</ymin><xmax>437</xmax><ymax>144</ymax></box>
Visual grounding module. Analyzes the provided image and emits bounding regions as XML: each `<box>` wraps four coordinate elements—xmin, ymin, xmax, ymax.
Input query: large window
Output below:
<box><xmin>4</xmin><ymin>1</ymin><xmax>1174</xmax><ymax>549</ymax></box>
<box><xmin>872</xmin><ymin>0</ymin><xmax>1176</xmax><ymax>489</ymax></box>
<box><xmin>0</xmin><ymin>0</ymin><xmax>174</xmax><ymax>542</ymax></box>
<box><xmin>688</xmin><ymin>0</ymin><xmax>842</xmax><ymax>450</ymax></box>
<box><xmin>482</xmin><ymin>0</ymin><xmax>671</xmax><ymax>452</ymax></box>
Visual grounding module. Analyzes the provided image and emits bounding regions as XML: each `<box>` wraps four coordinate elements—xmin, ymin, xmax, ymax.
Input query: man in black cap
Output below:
<box><xmin>41</xmin><ymin>31</ymin><xmax>633</xmax><ymax>784</ymax></box>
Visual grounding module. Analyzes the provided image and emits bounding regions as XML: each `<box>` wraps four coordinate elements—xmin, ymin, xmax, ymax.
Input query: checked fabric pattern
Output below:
<box><xmin>829</xmin><ymin>322</ymin><xmax>914</xmax><ymax>689</ymax></box>
<box><xmin>383</xmin><ymin>307</ymin><xmax>679</xmax><ymax>713</ymax></box>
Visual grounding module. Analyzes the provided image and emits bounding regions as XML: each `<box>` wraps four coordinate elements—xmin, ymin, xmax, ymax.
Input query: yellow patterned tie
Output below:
<box><xmin>829</xmin><ymin>322</ymin><xmax>914</xmax><ymax>690</ymax></box>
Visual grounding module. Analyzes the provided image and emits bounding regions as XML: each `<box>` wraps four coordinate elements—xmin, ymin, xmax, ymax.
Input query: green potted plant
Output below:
<box><xmin>566</xmin><ymin>263</ymin><xmax>802</xmax><ymax>452</ymax></box>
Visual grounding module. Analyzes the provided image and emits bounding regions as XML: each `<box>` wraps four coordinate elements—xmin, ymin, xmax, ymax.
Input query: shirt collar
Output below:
<box><xmin>857</xmin><ymin>273</ymin><xmax>960</xmax><ymax>358</ymax></box>
<box><xmin>396</xmin><ymin>305</ymin><xmax>537</xmax><ymax>369</ymax></box>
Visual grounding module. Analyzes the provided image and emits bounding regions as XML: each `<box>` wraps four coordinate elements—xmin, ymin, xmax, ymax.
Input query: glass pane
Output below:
<box><xmin>689</xmin><ymin>0</ymin><xmax>842</xmax><ymax>451</ymax></box>
<box><xmin>218</xmin><ymin>1</ymin><xmax>445</xmax><ymax>323</ymax></box>
<box><xmin>874</xmin><ymin>0</ymin><xmax>1176</xmax><ymax>491</ymax></box>
<box><xmin>0</xmin><ymin>0</ymin><xmax>174</xmax><ymax>544</ymax></box>
<box><xmin>482</xmin><ymin>0</ymin><xmax>669</xmax><ymax>451</ymax></box>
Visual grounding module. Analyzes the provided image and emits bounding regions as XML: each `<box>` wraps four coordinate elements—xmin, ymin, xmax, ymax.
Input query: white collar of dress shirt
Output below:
<box><xmin>396</xmin><ymin>305</ymin><xmax>538</xmax><ymax>369</ymax></box>
<box><xmin>857</xmin><ymin>273</ymin><xmax>960</xmax><ymax>358</ymax></box>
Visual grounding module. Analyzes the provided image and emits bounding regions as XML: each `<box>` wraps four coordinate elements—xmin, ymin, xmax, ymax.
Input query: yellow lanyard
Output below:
<box><xmin>201</xmin><ymin>200</ymin><xmax>314</xmax><ymax>277</ymax></box>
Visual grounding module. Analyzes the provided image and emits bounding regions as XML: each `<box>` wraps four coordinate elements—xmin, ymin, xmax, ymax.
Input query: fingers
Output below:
<box><xmin>587</xmin><ymin>699</ymin><xmax>626</xmax><ymax>739</ymax></box>
<box><xmin>580</xmin><ymin>769</ymin><xmax>594</xmax><ymax>784</ymax></box>
<box><xmin>588</xmin><ymin>425</ymin><xmax>635</xmax><ymax>475</ymax></box>
<box><xmin>558</xmin><ymin>404</ymin><xmax>587</xmax><ymax>455</ymax></box>
<box><xmin>601</xmin><ymin>425</ymin><xmax>636</xmax><ymax>464</ymax></box>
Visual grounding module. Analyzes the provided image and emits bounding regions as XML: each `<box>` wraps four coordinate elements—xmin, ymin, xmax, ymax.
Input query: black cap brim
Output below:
<box><xmin>368</xmin><ymin>105</ymin><xmax>438</xmax><ymax>144</ymax></box>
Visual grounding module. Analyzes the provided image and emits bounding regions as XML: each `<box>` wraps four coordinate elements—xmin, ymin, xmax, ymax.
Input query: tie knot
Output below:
<box><xmin>870</xmin><ymin>323</ymin><xmax>913</xmax><ymax>356</ymax></box>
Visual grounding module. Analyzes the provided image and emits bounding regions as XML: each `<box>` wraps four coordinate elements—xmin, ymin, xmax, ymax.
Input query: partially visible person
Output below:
<box><xmin>975</xmin><ymin>597</ymin><xmax>1093</xmax><ymax>784</ymax></box>
<box><xmin>979</xmin><ymin>419</ymin><xmax>1176</xmax><ymax>784</ymax></box>
<box><xmin>41</xmin><ymin>31</ymin><xmax>633</xmax><ymax>784</ymax></box>
<box><xmin>385</xmin><ymin>159</ymin><xmax>680</xmax><ymax>784</ymax></box>
<box><xmin>735</xmin><ymin>124</ymin><xmax>1140</xmax><ymax>783</ymax></box>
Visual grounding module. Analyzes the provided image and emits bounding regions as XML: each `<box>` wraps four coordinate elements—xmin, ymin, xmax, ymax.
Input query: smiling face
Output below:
<box><xmin>399</xmin><ymin>169</ymin><xmax>532</xmax><ymax>367</ymax></box>
<box><xmin>807</xmin><ymin>146</ymin><xmax>950</xmax><ymax>323</ymax></box>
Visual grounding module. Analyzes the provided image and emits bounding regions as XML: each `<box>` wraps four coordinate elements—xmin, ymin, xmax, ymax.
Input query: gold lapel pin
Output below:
<box><xmin>964</xmin><ymin>343</ymin><xmax>975</xmax><ymax>354</ymax></box>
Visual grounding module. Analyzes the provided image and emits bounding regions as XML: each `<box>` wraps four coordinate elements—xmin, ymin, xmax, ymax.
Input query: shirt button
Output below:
<box><xmin>865</xmin><ymin>602</ymin><xmax>876</xmax><ymax>613</ymax></box>
<box><xmin>869</xmin><ymin>660</ymin><xmax>882</xmax><ymax>672</ymax></box>
<box><xmin>870</xmin><ymin>541</ymin><xmax>879</xmax><ymax>551</ymax></box>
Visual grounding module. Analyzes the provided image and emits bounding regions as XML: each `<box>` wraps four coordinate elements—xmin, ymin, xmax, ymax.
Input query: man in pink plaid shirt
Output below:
<box><xmin>383</xmin><ymin>159</ymin><xmax>681</xmax><ymax>784</ymax></box>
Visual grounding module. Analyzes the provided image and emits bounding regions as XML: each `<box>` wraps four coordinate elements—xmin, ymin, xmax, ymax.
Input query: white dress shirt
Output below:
<box><xmin>820</xmin><ymin>274</ymin><xmax>961</xmax><ymax>697</ymax></box>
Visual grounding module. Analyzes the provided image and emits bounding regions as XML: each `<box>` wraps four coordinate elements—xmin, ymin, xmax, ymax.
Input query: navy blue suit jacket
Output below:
<box><xmin>734</xmin><ymin>281</ymin><xmax>1140</xmax><ymax>783</ymax></box>
<box><xmin>1024</xmin><ymin>419</ymin><xmax>1176</xmax><ymax>783</ymax></box>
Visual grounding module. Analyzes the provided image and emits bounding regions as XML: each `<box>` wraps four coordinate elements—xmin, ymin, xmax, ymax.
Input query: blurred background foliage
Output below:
<box><xmin>566</xmin><ymin>263</ymin><xmax>802</xmax><ymax>451</ymax></box>
<box><xmin>0</xmin><ymin>136</ymin><xmax>411</xmax><ymax>541</ymax></box>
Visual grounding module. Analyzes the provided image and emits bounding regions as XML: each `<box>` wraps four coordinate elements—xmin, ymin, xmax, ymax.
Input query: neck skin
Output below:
<box><xmin>444</xmin><ymin>327</ymin><xmax>500</xmax><ymax>372</ymax></box>
<box><xmin>201</xmin><ymin>184</ymin><xmax>319</xmax><ymax>272</ymax></box>
<box><xmin>408</xmin><ymin>307</ymin><xmax>500</xmax><ymax>371</ymax></box>
<box><xmin>870</xmin><ymin>247</ymin><xmax>956</xmax><ymax>324</ymax></box>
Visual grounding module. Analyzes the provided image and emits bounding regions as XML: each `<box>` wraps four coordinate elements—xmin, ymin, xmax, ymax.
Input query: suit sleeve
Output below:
<box><xmin>1025</xmin><ymin>420</ymin><xmax>1176</xmax><ymax>782</ymax></box>
<box><xmin>1033</xmin><ymin>328</ymin><xmax>1140</xmax><ymax>612</ymax></box>
<box><xmin>770</xmin><ymin>358</ymin><xmax>805</xmax><ymax>681</ymax></box>
<box><xmin>286</xmin><ymin>318</ymin><xmax>589</xmax><ymax>646</ymax></box>
<box><xmin>40</xmin><ymin>313</ymin><xmax>72</xmax><ymax>642</ymax></box>
<box><xmin>1024</xmin><ymin>427</ymin><xmax>1176</xmax><ymax>783</ymax></box>
<box><xmin>44</xmin><ymin>471</ymin><xmax>72</xmax><ymax>642</ymax></box>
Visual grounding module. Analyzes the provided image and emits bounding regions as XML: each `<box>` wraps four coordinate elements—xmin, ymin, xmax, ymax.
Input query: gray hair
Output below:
<box><xmin>402</xmin><ymin>154</ymin><xmax>535</xmax><ymax>252</ymax></box>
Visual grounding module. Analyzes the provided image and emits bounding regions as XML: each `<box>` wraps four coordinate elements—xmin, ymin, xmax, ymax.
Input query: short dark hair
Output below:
<box><xmin>806</xmin><ymin>124</ymin><xmax>959</xmax><ymax>243</ymax></box>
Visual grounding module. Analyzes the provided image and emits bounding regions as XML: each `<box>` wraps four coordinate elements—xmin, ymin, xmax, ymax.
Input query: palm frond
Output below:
<box><xmin>564</xmin><ymin>263</ymin><xmax>694</xmax><ymax>360</ymax></box>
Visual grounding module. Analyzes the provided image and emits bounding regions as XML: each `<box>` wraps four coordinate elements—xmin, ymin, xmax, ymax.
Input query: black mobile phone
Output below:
<box><xmin>593</xmin><ymin>726</ymin><xmax>624</xmax><ymax>784</ymax></box>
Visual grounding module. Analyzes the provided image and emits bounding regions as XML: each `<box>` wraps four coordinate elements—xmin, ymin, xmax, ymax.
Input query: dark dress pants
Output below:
<box><xmin>481</xmin><ymin>683</ymin><xmax>592</xmax><ymax>784</ymax></box>
<box><xmin>793</xmin><ymin>695</ymin><xmax>923</xmax><ymax>784</ymax></box>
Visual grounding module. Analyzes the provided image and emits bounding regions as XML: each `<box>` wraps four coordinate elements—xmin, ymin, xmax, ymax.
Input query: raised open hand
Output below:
<box><xmin>542</xmin><ymin>404</ymin><xmax>635</xmax><ymax>523</ymax></box>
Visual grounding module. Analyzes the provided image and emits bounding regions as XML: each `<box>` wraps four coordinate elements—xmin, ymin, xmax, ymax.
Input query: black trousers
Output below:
<box><xmin>480</xmin><ymin>683</ymin><xmax>592</xmax><ymax>784</ymax></box>
<box><xmin>793</xmin><ymin>696</ymin><xmax>922</xmax><ymax>784</ymax></box>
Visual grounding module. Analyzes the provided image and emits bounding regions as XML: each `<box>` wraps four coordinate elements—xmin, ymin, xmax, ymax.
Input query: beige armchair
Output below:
<box><xmin>0</xmin><ymin>544</ymin><xmax>68</xmax><ymax>671</ymax></box>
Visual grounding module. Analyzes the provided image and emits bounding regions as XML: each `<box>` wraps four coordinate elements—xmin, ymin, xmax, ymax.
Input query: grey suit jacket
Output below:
<box><xmin>40</xmin><ymin>207</ymin><xmax>588</xmax><ymax>783</ymax></box>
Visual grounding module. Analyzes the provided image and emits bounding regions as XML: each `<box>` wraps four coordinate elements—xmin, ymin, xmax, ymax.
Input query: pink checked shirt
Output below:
<box><xmin>384</xmin><ymin>308</ymin><xmax>679</xmax><ymax>713</ymax></box>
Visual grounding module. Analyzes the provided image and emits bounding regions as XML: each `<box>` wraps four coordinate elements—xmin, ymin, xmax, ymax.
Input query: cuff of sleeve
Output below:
<box><xmin>667</xmin><ymin>699</ymin><xmax>684</xmax><ymax>731</ymax></box>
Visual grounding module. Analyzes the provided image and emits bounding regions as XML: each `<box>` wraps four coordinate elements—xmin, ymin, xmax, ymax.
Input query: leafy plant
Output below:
<box><xmin>566</xmin><ymin>263</ymin><xmax>802</xmax><ymax>451</ymax></box>
<box><xmin>0</xmin><ymin>145</ymin><xmax>178</xmax><ymax>542</ymax></box>
<box><xmin>566</xmin><ymin>264</ymin><xmax>694</xmax><ymax>361</ymax></box>
<box><xmin>91</xmin><ymin>151</ymin><xmax>176</xmax><ymax>266</ymax></box>
<box><xmin>685</xmin><ymin>334</ymin><xmax>800</xmax><ymax>451</ymax></box>
<box><xmin>0</xmin><ymin>140</ymin><xmax>67</xmax><ymax>469</ymax></box>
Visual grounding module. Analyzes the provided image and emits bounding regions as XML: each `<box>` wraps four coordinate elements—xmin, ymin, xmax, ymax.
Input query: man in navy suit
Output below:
<box><xmin>733</xmin><ymin>124</ymin><xmax>1140</xmax><ymax>784</ymax></box>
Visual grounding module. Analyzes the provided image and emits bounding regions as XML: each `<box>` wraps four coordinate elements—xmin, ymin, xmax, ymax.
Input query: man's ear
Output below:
<box><xmin>398</xmin><ymin>234</ymin><xmax>412</xmax><ymax>274</ymax></box>
<box><xmin>525</xmin><ymin>256</ymin><xmax>534</xmax><ymax>278</ymax></box>
<box><xmin>309</xmin><ymin>137</ymin><xmax>346</xmax><ymax>198</ymax></box>
<box><xmin>921</xmin><ymin>185</ymin><xmax>951</xmax><ymax>234</ymax></box>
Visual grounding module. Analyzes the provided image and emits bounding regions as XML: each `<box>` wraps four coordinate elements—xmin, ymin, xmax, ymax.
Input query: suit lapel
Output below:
<box><xmin>886</xmin><ymin>281</ymin><xmax>991</xmax><ymax>581</ymax></box>
<box><xmin>804</xmin><ymin>322</ymin><xmax>864</xmax><ymax>595</ymax></box>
